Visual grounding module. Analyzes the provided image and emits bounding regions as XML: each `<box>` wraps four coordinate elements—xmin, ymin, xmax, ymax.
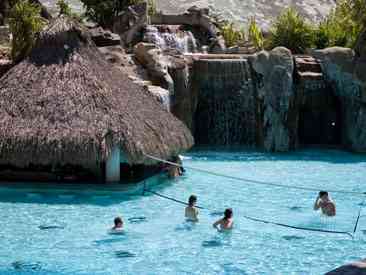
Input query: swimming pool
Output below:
<box><xmin>0</xmin><ymin>149</ymin><xmax>366</xmax><ymax>275</ymax></box>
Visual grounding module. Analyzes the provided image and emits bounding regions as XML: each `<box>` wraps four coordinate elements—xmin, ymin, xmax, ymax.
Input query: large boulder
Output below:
<box><xmin>133</xmin><ymin>42</ymin><xmax>174</xmax><ymax>92</ymax></box>
<box><xmin>250</xmin><ymin>47</ymin><xmax>296</xmax><ymax>152</ymax></box>
<box><xmin>89</xmin><ymin>27</ymin><xmax>121</xmax><ymax>47</ymax></box>
<box><xmin>311</xmin><ymin>47</ymin><xmax>366</xmax><ymax>152</ymax></box>
<box><xmin>326</xmin><ymin>259</ymin><xmax>366</xmax><ymax>275</ymax></box>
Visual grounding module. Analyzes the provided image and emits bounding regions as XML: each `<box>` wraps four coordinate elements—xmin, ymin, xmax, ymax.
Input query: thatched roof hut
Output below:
<box><xmin>0</xmin><ymin>16</ymin><xmax>193</xmax><ymax>181</ymax></box>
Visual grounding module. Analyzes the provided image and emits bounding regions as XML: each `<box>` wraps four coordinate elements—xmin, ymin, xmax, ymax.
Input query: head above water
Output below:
<box><xmin>114</xmin><ymin>217</ymin><xmax>123</xmax><ymax>227</ymax></box>
<box><xmin>224</xmin><ymin>208</ymin><xmax>233</xmax><ymax>220</ymax></box>
<box><xmin>172</xmin><ymin>155</ymin><xmax>182</xmax><ymax>165</ymax></box>
<box><xmin>319</xmin><ymin>191</ymin><xmax>329</xmax><ymax>199</ymax></box>
<box><xmin>188</xmin><ymin>195</ymin><xmax>197</xmax><ymax>206</ymax></box>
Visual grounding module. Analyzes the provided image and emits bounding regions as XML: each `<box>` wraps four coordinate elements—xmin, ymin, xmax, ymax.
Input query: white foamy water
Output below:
<box><xmin>40</xmin><ymin>0</ymin><xmax>335</xmax><ymax>29</ymax></box>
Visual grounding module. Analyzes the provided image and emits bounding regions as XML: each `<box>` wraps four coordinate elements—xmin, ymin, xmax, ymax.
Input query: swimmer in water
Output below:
<box><xmin>313</xmin><ymin>191</ymin><xmax>336</xmax><ymax>217</ymax></box>
<box><xmin>167</xmin><ymin>156</ymin><xmax>185</xmax><ymax>178</ymax></box>
<box><xmin>185</xmin><ymin>195</ymin><xmax>199</xmax><ymax>222</ymax></box>
<box><xmin>213</xmin><ymin>208</ymin><xmax>233</xmax><ymax>231</ymax></box>
<box><xmin>111</xmin><ymin>217</ymin><xmax>124</xmax><ymax>231</ymax></box>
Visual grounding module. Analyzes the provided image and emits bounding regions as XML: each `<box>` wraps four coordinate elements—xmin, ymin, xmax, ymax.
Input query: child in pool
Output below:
<box><xmin>185</xmin><ymin>195</ymin><xmax>199</xmax><ymax>222</ymax></box>
<box><xmin>313</xmin><ymin>191</ymin><xmax>336</xmax><ymax>217</ymax></box>
<box><xmin>213</xmin><ymin>208</ymin><xmax>233</xmax><ymax>231</ymax></box>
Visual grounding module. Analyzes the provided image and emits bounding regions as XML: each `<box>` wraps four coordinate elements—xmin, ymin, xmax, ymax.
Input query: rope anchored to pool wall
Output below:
<box><xmin>142</xmin><ymin>153</ymin><xmax>365</xmax><ymax>238</ymax></box>
<box><xmin>144</xmin><ymin>154</ymin><xmax>366</xmax><ymax>196</ymax></box>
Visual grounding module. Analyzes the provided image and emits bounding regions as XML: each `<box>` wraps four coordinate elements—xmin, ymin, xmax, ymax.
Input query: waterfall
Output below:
<box><xmin>169</xmin><ymin>64</ymin><xmax>194</xmax><ymax>129</ymax></box>
<box><xmin>192</xmin><ymin>59</ymin><xmax>257</xmax><ymax>146</ymax></box>
<box><xmin>143</xmin><ymin>25</ymin><xmax>198</xmax><ymax>53</ymax></box>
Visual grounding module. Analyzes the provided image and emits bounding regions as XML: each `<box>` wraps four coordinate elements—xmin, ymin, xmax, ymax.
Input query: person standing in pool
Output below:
<box><xmin>213</xmin><ymin>208</ymin><xmax>233</xmax><ymax>231</ymax></box>
<box><xmin>185</xmin><ymin>195</ymin><xmax>199</xmax><ymax>222</ymax></box>
<box><xmin>167</xmin><ymin>156</ymin><xmax>185</xmax><ymax>178</ymax></box>
<box><xmin>313</xmin><ymin>191</ymin><xmax>336</xmax><ymax>217</ymax></box>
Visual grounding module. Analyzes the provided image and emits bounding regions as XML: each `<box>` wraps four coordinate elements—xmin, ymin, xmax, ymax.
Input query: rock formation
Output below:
<box><xmin>251</xmin><ymin>47</ymin><xmax>296</xmax><ymax>151</ymax></box>
<box><xmin>326</xmin><ymin>259</ymin><xmax>366</xmax><ymax>275</ymax></box>
<box><xmin>311</xmin><ymin>45</ymin><xmax>366</xmax><ymax>152</ymax></box>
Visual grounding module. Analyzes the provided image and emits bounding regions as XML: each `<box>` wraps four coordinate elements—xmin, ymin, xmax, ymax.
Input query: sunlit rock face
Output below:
<box><xmin>39</xmin><ymin>0</ymin><xmax>335</xmax><ymax>30</ymax></box>
<box><xmin>155</xmin><ymin>0</ymin><xmax>336</xmax><ymax>30</ymax></box>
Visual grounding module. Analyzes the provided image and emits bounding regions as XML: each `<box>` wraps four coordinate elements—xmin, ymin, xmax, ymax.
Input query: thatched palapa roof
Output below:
<box><xmin>0</xmin><ymin>16</ymin><xmax>194</xmax><ymax>169</ymax></box>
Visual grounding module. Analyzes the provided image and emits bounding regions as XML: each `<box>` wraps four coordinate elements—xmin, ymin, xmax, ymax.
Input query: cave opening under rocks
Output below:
<box><xmin>298</xmin><ymin>91</ymin><xmax>342</xmax><ymax>146</ymax></box>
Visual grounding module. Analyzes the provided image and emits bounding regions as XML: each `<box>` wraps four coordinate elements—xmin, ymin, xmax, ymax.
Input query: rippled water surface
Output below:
<box><xmin>1</xmin><ymin>149</ymin><xmax>366</xmax><ymax>275</ymax></box>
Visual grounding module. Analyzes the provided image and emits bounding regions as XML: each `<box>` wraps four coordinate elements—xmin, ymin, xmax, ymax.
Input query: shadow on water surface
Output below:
<box><xmin>0</xmin><ymin>148</ymin><xmax>365</xmax><ymax>206</ymax></box>
<box><xmin>0</xmin><ymin>175</ymin><xmax>172</xmax><ymax>206</ymax></box>
<box><xmin>189</xmin><ymin>147</ymin><xmax>366</xmax><ymax>164</ymax></box>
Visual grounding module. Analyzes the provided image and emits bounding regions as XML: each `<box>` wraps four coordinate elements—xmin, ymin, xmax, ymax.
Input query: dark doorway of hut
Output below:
<box><xmin>298</xmin><ymin>93</ymin><xmax>342</xmax><ymax>147</ymax></box>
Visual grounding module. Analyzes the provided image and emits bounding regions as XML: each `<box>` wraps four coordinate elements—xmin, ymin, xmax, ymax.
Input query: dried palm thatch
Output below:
<box><xmin>0</xmin><ymin>16</ymin><xmax>194</xmax><ymax>171</ymax></box>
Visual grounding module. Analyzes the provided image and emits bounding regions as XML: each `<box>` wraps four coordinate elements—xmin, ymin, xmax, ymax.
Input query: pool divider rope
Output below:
<box><xmin>353</xmin><ymin>196</ymin><xmax>366</xmax><ymax>234</ymax></box>
<box><xmin>144</xmin><ymin>153</ymin><xmax>366</xmax><ymax>196</ymax></box>
<box><xmin>142</xmin><ymin>154</ymin><xmax>364</xmax><ymax>238</ymax></box>
<box><xmin>142</xmin><ymin>181</ymin><xmax>356</xmax><ymax>238</ymax></box>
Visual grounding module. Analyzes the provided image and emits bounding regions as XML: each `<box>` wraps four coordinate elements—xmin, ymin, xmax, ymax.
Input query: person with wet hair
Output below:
<box><xmin>314</xmin><ymin>191</ymin><xmax>336</xmax><ymax>217</ymax></box>
<box><xmin>185</xmin><ymin>195</ymin><xmax>199</xmax><ymax>222</ymax></box>
<box><xmin>167</xmin><ymin>156</ymin><xmax>185</xmax><ymax>178</ymax></box>
<box><xmin>213</xmin><ymin>208</ymin><xmax>234</xmax><ymax>231</ymax></box>
<box><xmin>111</xmin><ymin>217</ymin><xmax>124</xmax><ymax>231</ymax></box>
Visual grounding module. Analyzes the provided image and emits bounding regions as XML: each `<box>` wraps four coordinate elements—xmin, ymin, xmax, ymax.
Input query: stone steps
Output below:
<box><xmin>295</xmin><ymin>55</ymin><xmax>323</xmax><ymax>74</ymax></box>
<box><xmin>294</xmin><ymin>55</ymin><xmax>324</xmax><ymax>83</ymax></box>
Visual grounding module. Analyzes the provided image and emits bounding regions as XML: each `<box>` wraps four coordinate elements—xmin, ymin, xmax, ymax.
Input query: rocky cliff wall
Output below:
<box><xmin>311</xmin><ymin>45</ymin><xmax>366</xmax><ymax>152</ymax></box>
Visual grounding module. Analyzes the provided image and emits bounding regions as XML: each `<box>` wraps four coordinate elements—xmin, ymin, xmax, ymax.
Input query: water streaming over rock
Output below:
<box><xmin>143</xmin><ymin>25</ymin><xmax>198</xmax><ymax>53</ymax></box>
<box><xmin>192</xmin><ymin>59</ymin><xmax>258</xmax><ymax>146</ymax></box>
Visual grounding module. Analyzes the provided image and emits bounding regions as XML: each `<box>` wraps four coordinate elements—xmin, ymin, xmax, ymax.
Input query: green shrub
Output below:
<box><xmin>56</xmin><ymin>0</ymin><xmax>83</xmax><ymax>22</ymax></box>
<box><xmin>219</xmin><ymin>22</ymin><xmax>245</xmax><ymax>48</ymax></box>
<box><xmin>9</xmin><ymin>0</ymin><xmax>46</xmax><ymax>62</ymax></box>
<box><xmin>268</xmin><ymin>7</ymin><xmax>314</xmax><ymax>54</ymax></box>
<box><xmin>57</xmin><ymin>0</ymin><xmax>72</xmax><ymax>16</ymax></box>
<box><xmin>354</xmin><ymin>0</ymin><xmax>366</xmax><ymax>28</ymax></box>
<box><xmin>248</xmin><ymin>17</ymin><xmax>264</xmax><ymax>50</ymax></box>
<box><xmin>314</xmin><ymin>0</ymin><xmax>364</xmax><ymax>49</ymax></box>
<box><xmin>80</xmin><ymin>0</ymin><xmax>144</xmax><ymax>28</ymax></box>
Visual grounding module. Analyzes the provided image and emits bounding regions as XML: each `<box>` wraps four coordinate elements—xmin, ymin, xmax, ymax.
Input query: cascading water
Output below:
<box><xmin>143</xmin><ymin>25</ymin><xmax>198</xmax><ymax>53</ymax></box>
<box><xmin>193</xmin><ymin>59</ymin><xmax>258</xmax><ymax>146</ymax></box>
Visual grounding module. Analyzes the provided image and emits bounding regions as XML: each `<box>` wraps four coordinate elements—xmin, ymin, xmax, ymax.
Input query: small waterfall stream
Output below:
<box><xmin>192</xmin><ymin>59</ymin><xmax>257</xmax><ymax>146</ymax></box>
<box><xmin>143</xmin><ymin>25</ymin><xmax>198</xmax><ymax>53</ymax></box>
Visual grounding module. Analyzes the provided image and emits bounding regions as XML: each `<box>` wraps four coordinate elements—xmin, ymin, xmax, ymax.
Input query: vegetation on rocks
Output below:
<box><xmin>219</xmin><ymin>22</ymin><xmax>245</xmax><ymax>47</ymax></box>
<box><xmin>57</xmin><ymin>0</ymin><xmax>72</xmax><ymax>16</ymax></box>
<box><xmin>314</xmin><ymin>0</ymin><xmax>365</xmax><ymax>48</ymax></box>
<box><xmin>248</xmin><ymin>17</ymin><xmax>264</xmax><ymax>50</ymax></box>
<box><xmin>216</xmin><ymin>0</ymin><xmax>365</xmax><ymax>53</ymax></box>
<box><xmin>56</xmin><ymin>0</ymin><xmax>83</xmax><ymax>22</ymax></box>
<box><xmin>81</xmin><ymin>0</ymin><xmax>156</xmax><ymax>28</ymax></box>
<box><xmin>268</xmin><ymin>8</ymin><xmax>313</xmax><ymax>54</ymax></box>
<box><xmin>8</xmin><ymin>0</ymin><xmax>45</xmax><ymax>62</ymax></box>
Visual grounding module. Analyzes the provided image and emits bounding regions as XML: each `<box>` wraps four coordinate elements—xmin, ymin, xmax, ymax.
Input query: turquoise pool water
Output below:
<box><xmin>1</xmin><ymin>149</ymin><xmax>366</xmax><ymax>275</ymax></box>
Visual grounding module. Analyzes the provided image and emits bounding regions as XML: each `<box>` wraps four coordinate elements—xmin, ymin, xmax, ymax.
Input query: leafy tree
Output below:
<box><xmin>314</xmin><ymin>0</ymin><xmax>365</xmax><ymax>49</ymax></box>
<box><xmin>57</xmin><ymin>0</ymin><xmax>72</xmax><ymax>16</ymax></box>
<box><xmin>8</xmin><ymin>0</ymin><xmax>46</xmax><ymax>62</ymax></box>
<box><xmin>80</xmin><ymin>0</ymin><xmax>145</xmax><ymax>28</ymax></box>
<box><xmin>268</xmin><ymin>8</ymin><xmax>314</xmax><ymax>54</ymax></box>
